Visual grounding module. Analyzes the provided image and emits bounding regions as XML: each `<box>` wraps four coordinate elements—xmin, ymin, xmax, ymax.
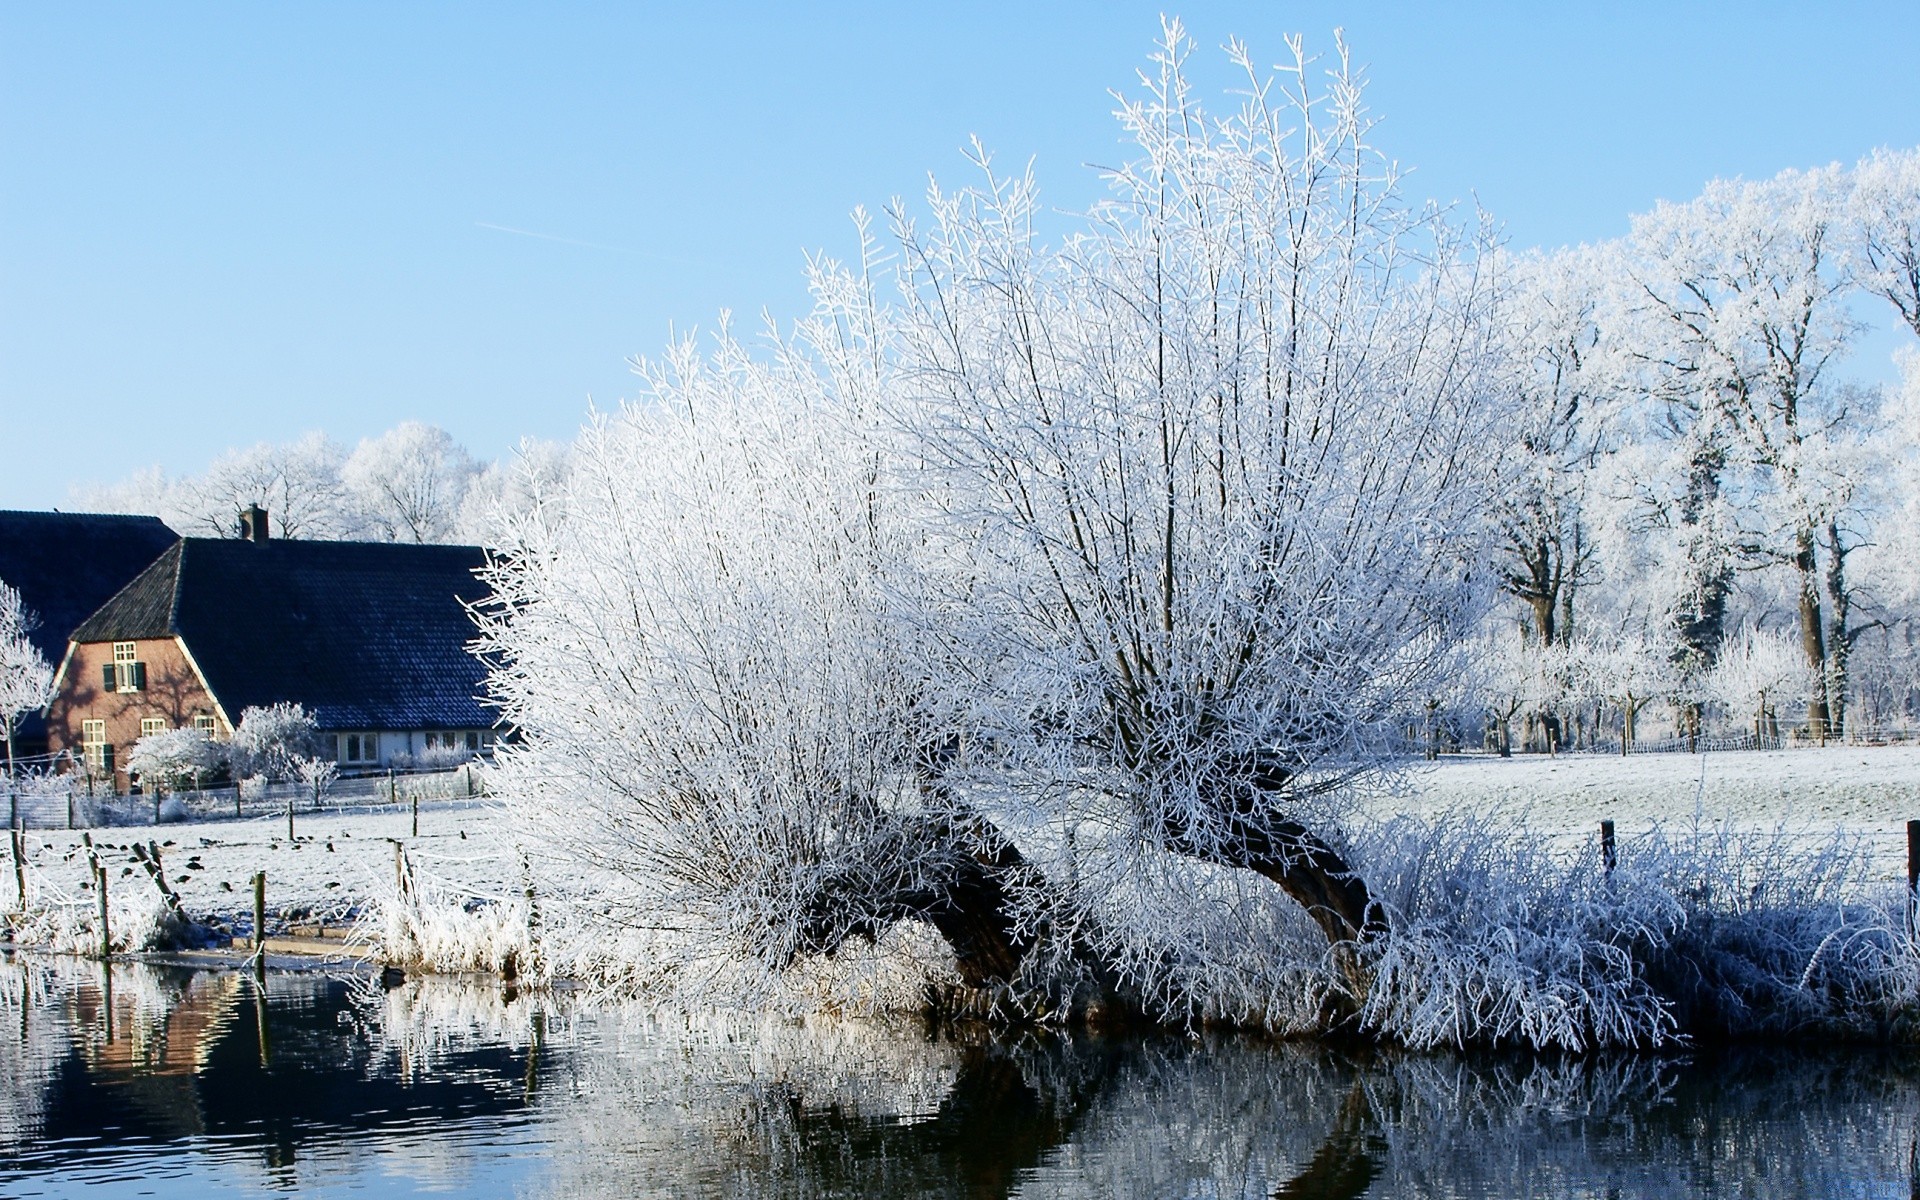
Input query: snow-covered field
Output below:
<box><xmin>1397</xmin><ymin>746</ymin><xmax>1920</xmax><ymax>879</ymax></box>
<box><xmin>6</xmin><ymin>801</ymin><xmax>502</xmax><ymax>944</ymax></box>
<box><xmin>9</xmin><ymin>745</ymin><xmax>1917</xmax><ymax>952</ymax></box>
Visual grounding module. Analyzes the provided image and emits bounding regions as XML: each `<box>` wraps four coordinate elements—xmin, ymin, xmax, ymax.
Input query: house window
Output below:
<box><xmin>139</xmin><ymin>717</ymin><xmax>167</xmax><ymax>739</ymax></box>
<box><xmin>340</xmin><ymin>732</ymin><xmax>380</xmax><ymax>764</ymax></box>
<box><xmin>105</xmin><ymin>642</ymin><xmax>146</xmax><ymax>693</ymax></box>
<box><xmin>81</xmin><ymin>720</ymin><xmax>112</xmax><ymax>773</ymax></box>
<box><xmin>193</xmin><ymin>714</ymin><xmax>217</xmax><ymax>736</ymax></box>
<box><xmin>465</xmin><ymin>731</ymin><xmax>480</xmax><ymax>751</ymax></box>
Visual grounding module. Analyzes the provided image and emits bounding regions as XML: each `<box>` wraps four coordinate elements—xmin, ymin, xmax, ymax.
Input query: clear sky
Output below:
<box><xmin>4</xmin><ymin>3</ymin><xmax>1918</xmax><ymax>510</ymax></box>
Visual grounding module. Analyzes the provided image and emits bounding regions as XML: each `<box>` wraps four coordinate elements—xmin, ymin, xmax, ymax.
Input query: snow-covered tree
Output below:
<box><xmin>1707</xmin><ymin>629</ymin><xmax>1811</xmax><ymax>742</ymax></box>
<box><xmin>343</xmin><ymin>421</ymin><xmax>482</xmax><ymax>544</ymax></box>
<box><xmin>1612</xmin><ymin>165</ymin><xmax>1861</xmax><ymax>739</ymax></box>
<box><xmin>73</xmin><ymin>422</ymin><xmax>490</xmax><ymax>544</ymax></box>
<box><xmin>1493</xmin><ymin>248</ymin><xmax>1614</xmax><ymax>653</ymax></box>
<box><xmin>125</xmin><ymin>727</ymin><xmax>225</xmax><ymax>794</ymax></box>
<box><xmin>455</xmin><ymin>438</ymin><xmax>570</xmax><ymax>545</ymax></box>
<box><xmin>1849</xmin><ymin>146</ymin><xmax>1920</xmax><ymax>337</ymax></box>
<box><xmin>229</xmin><ymin>703</ymin><xmax>322</xmax><ymax>783</ymax></box>
<box><xmin>176</xmin><ymin>432</ymin><xmax>360</xmax><ymax>538</ymax></box>
<box><xmin>1585</xmin><ymin>632</ymin><xmax>1680</xmax><ymax>754</ymax></box>
<box><xmin>0</xmin><ymin>581</ymin><xmax>55</xmax><ymax>778</ymax></box>
<box><xmin>890</xmin><ymin>25</ymin><xmax>1509</xmax><ymax>981</ymax></box>
<box><xmin>474</xmin><ymin>310</ymin><xmax>1037</xmax><ymax>985</ymax></box>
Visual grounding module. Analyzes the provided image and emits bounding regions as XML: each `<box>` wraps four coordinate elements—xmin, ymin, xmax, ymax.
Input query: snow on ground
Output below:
<box><xmin>1395</xmin><ymin>745</ymin><xmax>1920</xmax><ymax>880</ymax></box>
<box><xmin>11</xmin><ymin>745</ymin><xmax>1918</xmax><ymax>947</ymax></box>
<box><xmin>7</xmin><ymin>801</ymin><xmax>505</xmax><ymax>943</ymax></box>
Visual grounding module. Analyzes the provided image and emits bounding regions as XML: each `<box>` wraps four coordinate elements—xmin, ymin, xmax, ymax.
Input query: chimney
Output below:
<box><xmin>239</xmin><ymin>504</ymin><xmax>270</xmax><ymax>542</ymax></box>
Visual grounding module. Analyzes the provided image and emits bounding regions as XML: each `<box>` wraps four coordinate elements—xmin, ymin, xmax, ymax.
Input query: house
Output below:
<box><xmin>46</xmin><ymin>510</ymin><xmax>497</xmax><ymax>788</ymax></box>
<box><xmin>0</xmin><ymin>510</ymin><xmax>180</xmax><ymax>761</ymax></box>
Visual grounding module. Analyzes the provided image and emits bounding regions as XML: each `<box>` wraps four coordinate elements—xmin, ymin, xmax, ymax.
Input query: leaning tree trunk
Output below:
<box><xmin>1158</xmin><ymin>760</ymin><xmax>1386</xmax><ymax>1019</ymax></box>
<box><xmin>1162</xmin><ymin>809</ymin><xmax>1382</xmax><ymax>1016</ymax></box>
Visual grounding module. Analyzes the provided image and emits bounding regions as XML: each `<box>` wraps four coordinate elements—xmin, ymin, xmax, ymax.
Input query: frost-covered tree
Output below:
<box><xmin>1613</xmin><ymin>165</ymin><xmax>1861</xmax><ymax>739</ymax></box>
<box><xmin>1493</xmin><ymin>248</ymin><xmax>1613</xmax><ymax>652</ymax></box>
<box><xmin>179</xmin><ymin>432</ymin><xmax>361</xmax><ymax>538</ymax></box>
<box><xmin>343</xmin><ymin>421</ymin><xmax>482</xmax><ymax>544</ymax></box>
<box><xmin>1708</xmin><ymin>629</ymin><xmax>1810</xmax><ymax>742</ymax></box>
<box><xmin>1586</xmin><ymin>632</ymin><xmax>1680</xmax><ymax>754</ymax></box>
<box><xmin>1849</xmin><ymin>146</ymin><xmax>1920</xmax><ymax>337</ymax></box>
<box><xmin>890</xmin><ymin>25</ymin><xmax>1508</xmax><ymax>979</ymax></box>
<box><xmin>229</xmin><ymin>703</ymin><xmax>322</xmax><ymax>783</ymax></box>
<box><xmin>125</xmin><ymin>727</ymin><xmax>225</xmax><ymax>794</ymax></box>
<box><xmin>0</xmin><ymin>581</ymin><xmax>55</xmax><ymax>779</ymax></box>
<box><xmin>455</xmin><ymin>438</ymin><xmax>570</xmax><ymax>546</ymax></box>
<box><xmin>75</xmin><ymin>422</ymin><xmax>491</xmax><ymax>544</ymax></box>
<box><xmin>78</xmin><ymin>433</ymin><xmax>361</xmax><ymax>538</ymax></box>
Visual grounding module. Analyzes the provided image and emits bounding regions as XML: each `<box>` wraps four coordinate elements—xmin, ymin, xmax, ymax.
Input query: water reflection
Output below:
<box><xmin>1</xmin><ymin>953</ymin><xmax>1916</xmax><ymax>1198</ymax></box>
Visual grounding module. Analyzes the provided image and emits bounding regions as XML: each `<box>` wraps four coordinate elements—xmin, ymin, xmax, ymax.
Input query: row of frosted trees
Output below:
<box><xmin>470</xmin><ymin>28</ymin><xmax>1920</xmax><ymax>1042</ymax></box>
<box><xmin>1480</xmin><ymin>147</ymin><xmax>1920</xmax><ymax>752</ymax></box>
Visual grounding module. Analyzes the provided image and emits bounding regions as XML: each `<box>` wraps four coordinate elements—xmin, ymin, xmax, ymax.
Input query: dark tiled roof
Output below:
<box><xmin>0</xmin><ymin>511</ymin><xmax>178</xmax><ymax>661</ymax></box>
<box><xmin>73</xmin><ymin>538</ymin><xmax>495</xmax><ymax>731</ymax></box>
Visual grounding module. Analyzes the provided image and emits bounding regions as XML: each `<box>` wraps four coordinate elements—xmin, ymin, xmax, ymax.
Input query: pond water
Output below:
<box><xmin>2</xmin><ymin>956</ymin><xmax>1917</xmax><ymax>1198</ymax></box>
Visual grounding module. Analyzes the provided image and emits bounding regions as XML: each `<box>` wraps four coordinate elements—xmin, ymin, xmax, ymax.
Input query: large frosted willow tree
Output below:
<box><xmin>891</xmin><ymin>28</ymin><xmax>1507</xmax><ymax>968</ymax></box>
<box><xmin>483</xmin><ymin>25</ymin><xmax>1510</xmax><ymax>1013</ymax></box>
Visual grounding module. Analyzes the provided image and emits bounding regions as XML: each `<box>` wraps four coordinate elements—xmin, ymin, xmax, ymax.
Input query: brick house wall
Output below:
<box><xmin>46</xmin><ymin>637</ymin><xmax>226</xmax><ymax>793</ymax></box>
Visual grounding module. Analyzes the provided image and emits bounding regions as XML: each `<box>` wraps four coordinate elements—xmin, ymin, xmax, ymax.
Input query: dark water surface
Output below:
<box><xmin>2</xmin><ymin>956</ymin><xmax>1917</xmax><ymax>1198</ymax></box>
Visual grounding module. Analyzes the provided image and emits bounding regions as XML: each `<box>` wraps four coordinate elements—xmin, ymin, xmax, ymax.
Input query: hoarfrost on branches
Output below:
<box><xmin>0</xmin><ymin>580</ymin><xmax>54</xmax><ymax>778</ymax></box>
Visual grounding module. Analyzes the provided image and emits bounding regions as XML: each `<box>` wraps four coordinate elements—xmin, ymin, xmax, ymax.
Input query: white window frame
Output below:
<box><xmin>139</xmin><ymin>717</ymin><xmax>167</xmax><ymax>739</ymax></box>
<box><xmin>339</xmin><ymin>732</ymin><xmax>380</xmax><ymax>764</ymax></box>
<box><xmin>81</xmin><ymin>720</ymin><xmax>109</xmax><ymax>771</ymax></box>
<box><xmin>111</xmin><ymin>642</ymin><xmax>145</xmax><ymax>694</ymax></box>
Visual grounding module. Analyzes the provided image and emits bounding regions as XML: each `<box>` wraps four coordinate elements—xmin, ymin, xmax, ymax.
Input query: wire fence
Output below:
<box><xmin>2</xmin><ymin>763</ymin><xmax>489</xmax><ymax>830</ymax></box>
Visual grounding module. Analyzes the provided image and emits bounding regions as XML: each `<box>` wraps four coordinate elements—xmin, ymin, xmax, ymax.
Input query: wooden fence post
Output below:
<box><xmin>1906</xmin><ymin>819</ymin><xmax>1919</xmax><ymax>940</ymax></box>
<box><xmin>1601</xmin><ymin>820</ymin><xmax>1617</xmax><ymax>877</ymax></box>
<box><xmin>253</xmin><ymin>871</ymin><xmax>267</xmax><ymax>953</ymax></box>
<box><xmin>10</xmin><ymin>828</ymin><xmax>25</xmax><ymax>913</ymax></box>
<box><xmin>96</xmin><ymin>863</ymin><xmax>111</xmax><ymax>959</ymax></box>
<box><xmin>411</xmin><ymin>787</ymin><xmax>419</xmax><ymax>838</ymax></box>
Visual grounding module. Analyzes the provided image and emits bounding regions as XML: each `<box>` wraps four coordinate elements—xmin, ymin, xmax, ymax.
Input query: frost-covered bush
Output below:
<box><xmin>1353</xmin><ymin>814</ymin><xmax>1680</xmax><ymax>1050</ymax></box>
<box><xmin>125</xmin><ymin>727</ymin><xmax>226</xmax><ymax>793</ymax></box>
<box><xmin>1344</xmin><ymin>814</ymin><xmax>1917</xmax><ymax>1048</ymax></box>
<box><xmin>229</xmin><ymin>702</ymin><xmax>322</xmax><ymax>782</ymax></box>
<box><xmin>1627</xmin><ymin>822</ymin><xmax>1920</xmax><ymax>1040</ymax></box>
<box><xmin>387</xmin><ymin>744</ymin><xmax>476</xmax><ymax>771</ymax></box>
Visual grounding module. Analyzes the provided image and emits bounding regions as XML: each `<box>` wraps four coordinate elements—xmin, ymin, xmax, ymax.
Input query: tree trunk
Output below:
<box><xmin>1823</xmin><ymin>520</ymin><xmax>1851</xmax><ymax>740</ymax></box>
<box><xmin>1794</xmin><ymin>526</ymin><xmax>1831</xmax><ymax>743</ymax></box>
<box><xmin>1161</xmin><ymin>764</ymin><xmax>1384</xmax><ymax>1014</ymax></box>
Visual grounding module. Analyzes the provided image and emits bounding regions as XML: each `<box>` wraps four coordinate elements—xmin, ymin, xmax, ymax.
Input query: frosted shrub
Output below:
<box><xmin>1340</xmin><ymin>813</ymin><xmax>1918</xmax><ymax>1048</ymax></box>
<box><xmin>1353</xmin><ymin>814</ymin><xmax>1680</xmax><ymax>1050</ymax></box>
<box><xmin>1628</xmin><ymin>822</ymin><xmax>1920</xmax><ymax>1039</ymax></box>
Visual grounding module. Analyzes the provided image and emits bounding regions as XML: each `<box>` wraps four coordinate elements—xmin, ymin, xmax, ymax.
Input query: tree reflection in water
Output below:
<box><xmin>1</xmin><ymin>956</ymin><xmax>1917</xmax><ymax>1198</ymax></box>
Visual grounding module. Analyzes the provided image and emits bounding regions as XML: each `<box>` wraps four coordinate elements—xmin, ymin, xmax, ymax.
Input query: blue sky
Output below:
<box><xmin>4</xmin><ymin>3</ymin><xmax>1918</xmax><ymax>509</ymax></box>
